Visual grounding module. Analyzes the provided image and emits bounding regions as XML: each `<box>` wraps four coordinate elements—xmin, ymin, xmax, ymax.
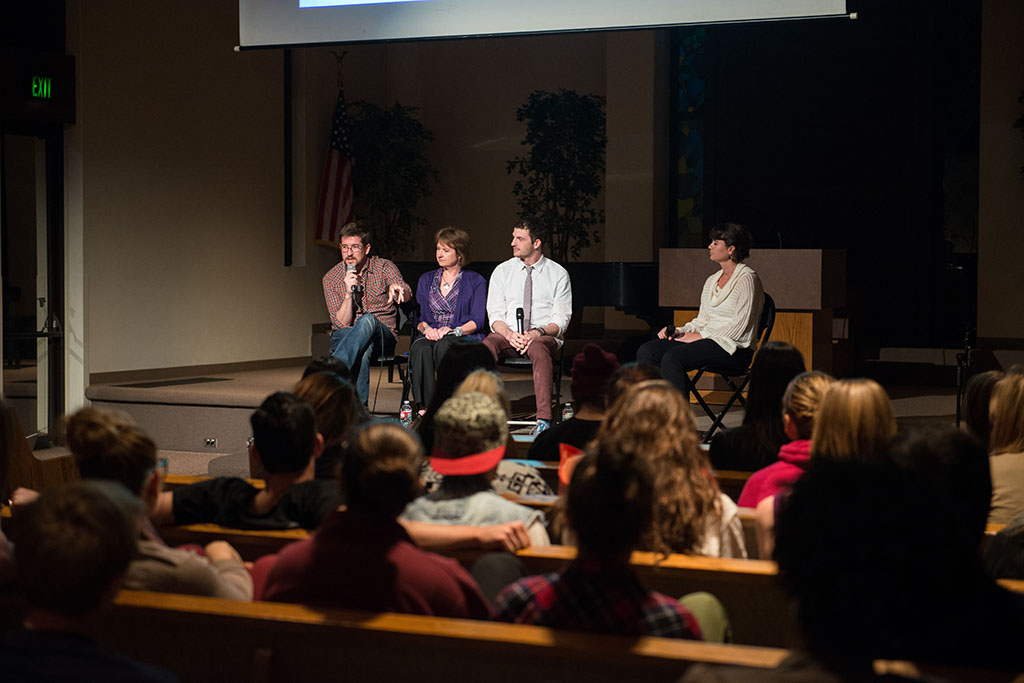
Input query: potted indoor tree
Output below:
<box><xmin>350</xmin><ymin>101</ymin><xmax>438</xmax><ymax>258</ymax></box>
<box><xmin>506</xmin><ymin>89</ymin><xmax>606</xmax><ymax>262</ymax></box>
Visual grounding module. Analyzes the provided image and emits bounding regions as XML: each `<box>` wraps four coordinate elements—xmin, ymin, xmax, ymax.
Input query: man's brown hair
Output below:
<box><xmin>339</xmin><ymin>221</ymin><xmax>372</xmax><ymax>247</ymax></box>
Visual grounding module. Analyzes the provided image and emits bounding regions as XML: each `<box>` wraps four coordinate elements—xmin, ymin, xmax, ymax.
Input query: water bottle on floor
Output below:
<box><xmin>562</xmin><ymin>402</ymin><xmax>574</xmax><ymax>421</ymax></box>
<box><xmin>400</xmin><ymin>400</ymin><xmax>413</xmax><ymax>428</ymax></box>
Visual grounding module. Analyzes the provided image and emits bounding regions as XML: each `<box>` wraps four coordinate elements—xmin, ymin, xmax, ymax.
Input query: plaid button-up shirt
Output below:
<box><xmin>494</xmin><ymin>560</ymin><xmax>701</xmax><ymax>639</ymax></box>
<box><xmin>323</xmin><ymin>255</ymin><xmax>410</xmax><ymax>339</ymax></box>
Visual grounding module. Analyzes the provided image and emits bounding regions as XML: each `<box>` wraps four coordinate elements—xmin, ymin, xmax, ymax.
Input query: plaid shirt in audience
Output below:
<box><xmin>323</xmin><ymin>255</ymin><xmax>410</xmax><ymax>338</ymax></box>
<box><xmin>494</xmin><ymin>560</ymin><xmax>701</xmax><ymax>639</ymax></box>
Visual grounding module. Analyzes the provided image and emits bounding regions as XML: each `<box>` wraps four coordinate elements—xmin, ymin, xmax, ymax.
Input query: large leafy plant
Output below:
<box><xmin>350</xmin><ymin>101</ymin><xmax>438</xmax><ymax>257</ymax></box>
<box><xmin>507</xmin><ymin>89</ymin><xmax>606</xmax><ymax>262</ymax></box>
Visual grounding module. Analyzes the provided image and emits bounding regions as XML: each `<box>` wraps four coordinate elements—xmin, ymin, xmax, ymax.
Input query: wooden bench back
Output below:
<box><xmin>2</xmin><ymin>403</ymin><xmax>77</xmax><ymax>493</ymax></box>
<box><xmin>152</xmin><ymin>514</ymin><xmax>789</xmax><ymax>646</ymax></box>
<box><xmin>713</xmin><ymin>470</ymin><xmax>752</xmax><ymax>503</ymax></box>
<box><xmin>0</xmin><ymin>588</ymin><xmax>789</xmax><ymax>683</ymax></box>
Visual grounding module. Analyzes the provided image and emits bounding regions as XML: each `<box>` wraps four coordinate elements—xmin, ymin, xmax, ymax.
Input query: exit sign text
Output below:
<box><xmin>31</xmin><ymin>76</ymin><xmax>52</xmax><ymax>99</ymax></box>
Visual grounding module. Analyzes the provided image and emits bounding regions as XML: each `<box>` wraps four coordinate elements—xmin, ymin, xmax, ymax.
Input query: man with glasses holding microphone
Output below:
<box><xmin>323</xmin><ymin>221</ymin><xmax>412</xmax><ymax>406</ymax></box>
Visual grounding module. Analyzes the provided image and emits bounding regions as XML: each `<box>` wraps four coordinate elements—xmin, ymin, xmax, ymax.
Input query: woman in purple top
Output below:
<box><xmin>411</xmin><ymin>227</ymin><xmax>487</xmax><ymax>410</ymax></box>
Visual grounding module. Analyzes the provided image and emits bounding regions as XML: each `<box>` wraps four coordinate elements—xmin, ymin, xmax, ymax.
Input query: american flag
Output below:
<box><xmin>314</xmin><ymin>88</ymin><xmax>355</xmax><ymax>245</ymax></box>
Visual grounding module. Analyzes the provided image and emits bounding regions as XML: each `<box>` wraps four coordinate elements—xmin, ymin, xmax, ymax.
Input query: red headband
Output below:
<box><xmin>430</xmin><ymin>444</ymin><xmax>506</xmax><ymax>476</ymax></box>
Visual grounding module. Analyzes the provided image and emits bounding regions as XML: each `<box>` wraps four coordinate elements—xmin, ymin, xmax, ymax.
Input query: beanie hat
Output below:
<box><xmin>430</xmin><ymin>392</ymin><xmax>508</xmax><ymax>475</ymax></box>
<box><xmin>571</xmin><ymin>344</ymin><xmax>621</xmax><ymax>404</ymax></box>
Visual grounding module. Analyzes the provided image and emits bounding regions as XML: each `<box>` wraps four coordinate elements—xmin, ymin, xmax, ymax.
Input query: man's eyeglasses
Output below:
<box><xmin>340</xmin><ymin>244</ymin><xmax>364</xmax><ymax>253</ymax></box>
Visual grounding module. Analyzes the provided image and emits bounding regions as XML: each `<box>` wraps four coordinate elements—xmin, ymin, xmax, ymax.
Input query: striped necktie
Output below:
<box><xmin>523</xmin><ymin>265</ymin><xmax>534</xmax><ymax>331</ymax></box>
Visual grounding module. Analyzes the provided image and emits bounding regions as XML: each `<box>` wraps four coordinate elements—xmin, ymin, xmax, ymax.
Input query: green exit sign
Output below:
<box><xmin>31</xmin><ymin>76</ymin><xmax>53</xmax><ymax>99</ymax></box>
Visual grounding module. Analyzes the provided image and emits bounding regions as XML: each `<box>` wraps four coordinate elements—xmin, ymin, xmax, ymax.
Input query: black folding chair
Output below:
<box><xmin>689</xmin><ymin>293</ymin><xmax>776</xmax><ymax>443</ymax></box>
<box><xmin>369</xmin><ymin>300</ymin><xmax>415</xmax><ymax>409</ymax></box>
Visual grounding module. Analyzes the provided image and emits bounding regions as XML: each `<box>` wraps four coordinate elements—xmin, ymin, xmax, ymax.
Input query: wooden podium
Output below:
<box><xmin>658</xmin><ymin>249</ymin><xmax>845</xmax><ymax>373</ymax></box>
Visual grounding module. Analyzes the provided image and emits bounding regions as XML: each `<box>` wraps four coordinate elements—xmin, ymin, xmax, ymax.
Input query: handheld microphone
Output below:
<box><xmin>665</xmin><ymin>325</ymin><xmax>676</xmax><ymax>338</ymax></box>
<box><xmin>516</xmin><ymin>307</ymin><xmax>524</xmax><ymax>335</ymax></box>
<box><xmin>346</xmin><ymin>264</ymin><xmax>363</xmax><ymax>312</ymax></box>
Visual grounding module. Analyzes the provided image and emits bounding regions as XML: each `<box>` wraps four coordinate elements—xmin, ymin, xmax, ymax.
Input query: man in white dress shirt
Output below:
<box><xmin>484</xmin><ymin>217</ymin><xmax>572</xmax><ymax>434</ymax></box>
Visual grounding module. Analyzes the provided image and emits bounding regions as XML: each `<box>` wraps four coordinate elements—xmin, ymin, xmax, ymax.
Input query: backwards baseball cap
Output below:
<box><xmin>430</xmin><ymin>392</ymin><xmax>508</xmax><ymax>476</ymax></box>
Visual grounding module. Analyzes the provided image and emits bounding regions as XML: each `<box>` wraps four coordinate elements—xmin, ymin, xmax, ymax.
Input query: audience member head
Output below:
<box><xmin>742</xmin><ymin>342</ymin><xmax>806</xmax><ymax>453</ymax></box>
<box><xmin>606</xmin><ymin>362</ymin><xmax>662</xmax><ymax>408</ymax></box>
<box><xmin>708</xmin><ymin>222</ymin><xmax>752</xmax><ymax>262</ymax></box>
<box><xmin>774</xmin><ymin>459</ymin><xmax>983</xmax><ymax>668</ymax></box>
<box><xmin>301</xmin><ymin>355</ymin><xmax>352</xmax><ymax>382</ymax></box>
<box><xmin>454</xmin><ymin>369</ymin><xmax>511</xmax><ymax>418</ymax></box>
<box><xmin>599</xmin><ymin>380</ymin><xmax>720</xmax><ymax>556</ymax></box>
<box><xmin>435</xmin><ymin>226</ymin><xmax>472</xmax><ymax>267</ymax></box>
<box><xmin>249</xmin><ymin>391</ymin><xmax>321</xmax><ymax>476</ymax></box>
<box><xmin>781</xmin><ymin>371</ymin><xmax>835</xmax><ymax>441</ymax></box>
<box><xmin>341</xmin><ymin>423</ymin><xmax>422</xmax><ymax>518</ymax></box>
<box><xmin>427</xmin><ymin>339</ymin><xmax>496</xmax><ymax>411</ymax></box>
<box><xmin>989</xmin><ymin>372</ymin><xmax>1024</xmax><ymax>456</ymax></box>
<box><xmin>66</xmin><ymin>407</ymin><xmax>157</xmax><ymax>498</ymax></box>
<box><xmin>567</xmin><ymin>450</ymin><xmax>654</xmax><ymax>563</ymax></box>
<box><xmin>570</xmin><ymin>343</ymin><xmax>620</xmax><ymax>412</ymax></box>
<box><xmin>292</xmin><ymin>372</ymin><xmax>368</xmax><ymax>451</ymax></box>
<box><xmin>430</xmin><ymin>392</ymin><xmax>508</xmax><ymax>489</ymax></box>
<box><xmin>811</xmin><ymin>379</ymin><xmax>896</xmax><ymax>462</ymax></box>
<box><xmin>13</xmin><ymin>480</ymin><xmax>142</xmax><ymax>617</ymax></box>
<box><xmin>513</xmin><ymin>215</ymin><xmax>548</xmax><ymax>248</ymax></box>
<box><xmin>417</xmin><ymin>339</ymin><xmax>497</xmax><ymax>450</ymax></box>
<box><xmin>889</xmin><ymin>426</ymin><xmax>991</xmax><ymax>549</ymax></box>
<box><xmin>962</xmin><ymin>370</ymin><xmax>1002</xmax><ymax>449</ymax></box>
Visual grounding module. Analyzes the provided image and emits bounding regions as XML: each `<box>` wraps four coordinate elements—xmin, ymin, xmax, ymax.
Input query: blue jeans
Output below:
<box><xmin>329</xmin><ymin>314</ymin><xmax>396</xmax><ymax>405</ymax></box>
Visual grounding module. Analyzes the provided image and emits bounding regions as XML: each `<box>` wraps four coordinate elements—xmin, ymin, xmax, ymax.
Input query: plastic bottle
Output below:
<box><xmin>561</xmin><ymin>402</ymin><xmax>574</xmax><ymax>421</ymax></box>
<box><xmin>399</xmin><ymin>400</ymin><xmax>413</xmax><ymax>428</ymax></box>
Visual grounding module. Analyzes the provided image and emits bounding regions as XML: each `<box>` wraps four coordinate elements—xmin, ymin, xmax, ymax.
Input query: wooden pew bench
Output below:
<box><xmin>150</xmin><ymin>515</ymin><xmax>790</xmax><ymax>646</ymax></box>
<box><xmin>713</xmin><ymin>470</ymin><xmax>752</xmax><ymax>503</ymax></box>
<box><xmin>163</xmin><ymin>473</ymin><xmax>265</xmax><ymax>490</ymax></box>
<box><xmin>159</xmin><ymin>523</ymin><xmax>309</xmax><ymax>560</ymax></box>
<box><xmin>0</xmin><ymin>588</ymin><xmax>789</xmax><ymax>683</ymax></box>
<box><xmin>3</xmin><ymin>401</ymin><xmax>77</xmax><ymax>492</ymax></box>
<box><xmin>10</xmin><ymin>501</ymin><xmax>1024</xmax><ymax>653</ymax></box>
<box><xmin>500</xmin><ymin>492</ymin><xmax>558</xmax><ymax>510</ymax></box>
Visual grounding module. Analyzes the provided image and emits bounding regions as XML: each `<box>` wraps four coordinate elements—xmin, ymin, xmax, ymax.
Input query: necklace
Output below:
<box><xmin>440</xmin><ymin>269</ymin><xmax>458</xmax><ymax>294</ymax></box>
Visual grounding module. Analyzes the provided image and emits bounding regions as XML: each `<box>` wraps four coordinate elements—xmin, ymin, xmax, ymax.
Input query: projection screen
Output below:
<box><xmin>239</xmin><ymin>0</ymin><xmax>849</xmax><ymax>49</ymax></box>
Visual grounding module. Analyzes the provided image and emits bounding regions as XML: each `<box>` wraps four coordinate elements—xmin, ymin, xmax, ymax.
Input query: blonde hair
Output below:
<box><xmin>811</xmin><ymin>379</ymin><xmax>896</xmax><ymax>462</ymax></box>
<box><xmin>989</xmin><ymin>373</ymin><xmax>1024</xmax><ymax>455</ymax></box>
<box><xmin>598</xmin><ymin>380</ymin><xmax>721</xmax><ymax>557</ymax></box>
<box><xmin>454</xmin><ymin>370</ymin><xmax>511</xmax><ymax>418</ymax></box>
<box><xmin>782</xmin><ymin>371</ymin><xmax>835</xmax><ymax>440</ymax></box>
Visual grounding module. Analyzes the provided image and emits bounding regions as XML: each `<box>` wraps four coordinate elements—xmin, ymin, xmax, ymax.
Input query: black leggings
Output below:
<box><xmin>636</xmin><ymin>339</ymin><xmax>752</xmax><ymax>395</ymax></box>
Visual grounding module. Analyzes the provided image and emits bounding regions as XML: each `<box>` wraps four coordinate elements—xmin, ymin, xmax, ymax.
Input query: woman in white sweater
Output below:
<box><xmin>637</xmin><ymin>222</ymin><xmax>763</xmax><ymax>396</ymax></box>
